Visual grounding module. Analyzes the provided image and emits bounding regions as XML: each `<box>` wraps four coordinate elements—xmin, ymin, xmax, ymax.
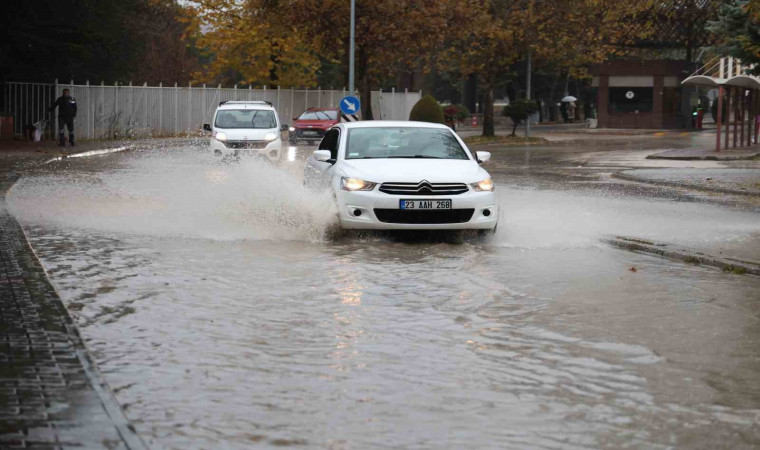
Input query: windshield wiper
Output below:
<box><xmin>387</xmin><ymin>155</ymin><xmax>441</xmax><ymax>159</ymax></box>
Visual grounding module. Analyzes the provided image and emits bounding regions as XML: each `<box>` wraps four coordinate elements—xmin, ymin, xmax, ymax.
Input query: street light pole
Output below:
<box><xmin>525</xmin><ymin>0</ymin><xmax>534</xmax><ymax>137</ymax></box>
<box><xmin>525</xmin><ymin>47</ymin><xmax>531</xmax><ymax>137</ymax></box>
<box><xmin>349</xmin><ymin>0</ymin><xmax>355</xmax><ymax>95</ymax></box>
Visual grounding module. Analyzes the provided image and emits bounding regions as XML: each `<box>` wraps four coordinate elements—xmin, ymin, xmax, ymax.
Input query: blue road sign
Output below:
<box><xmin>339</xmin><ymin>96</ymin><xmax>361</xmax><ymax>115</ymax></box>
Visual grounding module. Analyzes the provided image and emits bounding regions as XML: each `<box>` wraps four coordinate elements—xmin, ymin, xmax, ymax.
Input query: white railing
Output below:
<box><xmin>685</xmin><ymin>56</ymin><xmax>758</xmax><ymax>82</ymax></box>
<box><xmin>2</xmin><ymin>81</ymin><xmax>421</xmax><ymax>140</ymax></box>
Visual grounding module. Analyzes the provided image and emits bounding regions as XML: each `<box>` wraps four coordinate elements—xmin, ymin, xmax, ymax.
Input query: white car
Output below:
<box><xmin>304</xmin><ymin>121</ymin><xmax>498</xmax><ymax>231</ymax></box>
<box><xmin>203</xmin><ymin>101</ymin><xmax>286</xmax><ymax>160</ymax></box>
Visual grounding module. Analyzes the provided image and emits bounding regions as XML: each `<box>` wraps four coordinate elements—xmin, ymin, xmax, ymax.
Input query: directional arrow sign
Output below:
<box><xmin>340</xmin><ymin>96</ymin><xmax>360</xmax><ymax>115</ymax></box>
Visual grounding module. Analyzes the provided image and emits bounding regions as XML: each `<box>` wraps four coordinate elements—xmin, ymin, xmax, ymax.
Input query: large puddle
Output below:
<box><xmin>7</xmin><ymin>145</ymin><xmax>760</xmax><ymax>449</ymax></box>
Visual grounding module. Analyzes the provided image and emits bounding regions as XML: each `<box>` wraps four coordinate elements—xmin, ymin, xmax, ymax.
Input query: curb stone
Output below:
<box><xmin>646</xmin><ymin>150</ymin><xmax>760</xmax><ymax>161</ymax></box>
<box><xmin>612</xmin><ymin>171</ymin><xmax>760</xmax><ymax>198</ymax></box>
<box><xmin>1</xmin><ymin>147</ymin><xmax>146</xmax><ymax>449</ymax></box>
<box><xmin>602</xmin><ymin>235</ymin><xmax>760</xmax><ymax>276</ymax></box>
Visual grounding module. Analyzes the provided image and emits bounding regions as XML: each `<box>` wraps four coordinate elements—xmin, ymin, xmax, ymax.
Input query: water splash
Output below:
<box><xmin>493</xmin><ymin>187</ymin><xmax>760</xmax><ymax>256</ymax></box>
<box><xmin>8</xmin><ymin>151</ymin><xmax>337</xmax><ymax>242</ymax></box>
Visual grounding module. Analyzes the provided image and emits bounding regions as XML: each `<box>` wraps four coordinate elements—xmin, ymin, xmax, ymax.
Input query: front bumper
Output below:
<box><xmin>290</xmin><ymin>128</ymin><xmax>326</xmax><ymax>141</ymax></box>
<box><xmin>209</xmin><ymin>139</ymin><xmax>282</xmax><ymax>160</ymax></box>
<box><xmin>335</xmin><ymin>188</ymin><xmax>498</xmax><ymax>230</ymax></box>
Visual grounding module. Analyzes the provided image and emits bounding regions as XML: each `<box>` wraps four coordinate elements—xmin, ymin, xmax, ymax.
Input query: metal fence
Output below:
<box><xmin>2</xmin><ymin>81</ymin><xmax>422</xmax><ymax>140</ymax></box>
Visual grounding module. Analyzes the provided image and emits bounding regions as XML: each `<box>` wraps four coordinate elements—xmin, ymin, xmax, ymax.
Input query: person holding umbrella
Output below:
<box><xmin>561</xmin><ymin>95</ymin><xmax>577</xmax><ymax>123</ymax></box>
<box><xmin>48</xmin><ymin>88</ymin><xmax>77</xmax><ymax>147</ymax></box>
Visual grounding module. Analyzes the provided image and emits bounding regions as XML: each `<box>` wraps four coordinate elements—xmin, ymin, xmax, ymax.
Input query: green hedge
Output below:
<box><xmin>409</xmin><ymin>95</ymin><xmax>445</xmax><ymax>124</ymax></box>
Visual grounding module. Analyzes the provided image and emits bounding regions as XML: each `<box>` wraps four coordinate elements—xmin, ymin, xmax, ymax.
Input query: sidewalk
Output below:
<box><xmin>0</xmin><ymin>143</ymin><xmax>145</xmax><ymax>449</ymax></box>
<box><xmin>647</xmin><ymin>147</ymin><xmax>760</xmax><ymax>160</ymax></box>
<box><xmin>461</xmin><ymin>124</ymin><xmax>760</xmax><ymax>198</ymax></box>
<box><xmin>614</xmin><ymin>168</ymin><xmax>760</xmax><ymax>197</ymax></box>
<box><xmin>458</xmin><ymin>122</ymin><xmax>705</xmax><ymax>142</ymax></box>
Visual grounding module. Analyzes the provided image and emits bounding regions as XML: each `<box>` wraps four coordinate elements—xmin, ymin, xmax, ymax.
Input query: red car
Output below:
<box><xmin>289</xmin><ymin>108</ymin><xmax>340</xmax><ymax>144</ymax></box>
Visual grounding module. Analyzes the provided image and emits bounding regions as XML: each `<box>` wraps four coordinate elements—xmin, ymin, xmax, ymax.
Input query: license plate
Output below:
<box><xmin>399</xmin><ymin>199</ymin><xmax>451</xmax><ymax>210</ymax></box>
<box><xmin>303</xmin><ymin>130</ymin><xmax>318</xmax><ymax>135</ymax></box>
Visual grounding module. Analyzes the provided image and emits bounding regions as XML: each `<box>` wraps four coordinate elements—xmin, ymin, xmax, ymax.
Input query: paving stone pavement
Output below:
<box><xmin>0</xmin><ymin>158</ymin><xmax>145</xmax><ymax>449</ymax></box>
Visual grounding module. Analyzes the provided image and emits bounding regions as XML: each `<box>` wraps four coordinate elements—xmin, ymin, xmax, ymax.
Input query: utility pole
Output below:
<box><xmin>525</xmin><ymin>49</ymin><xmax>532</xmax><ymax>137</ymax></box>
<box><xmin>525</xmin><ymin>0</ymin><xmax>534</xmax><ymax>137</ymax></box>
<box><xmin>349</xmin><ymin>0</ymin><xmax>356</xmax><ymax>94</ymax></box>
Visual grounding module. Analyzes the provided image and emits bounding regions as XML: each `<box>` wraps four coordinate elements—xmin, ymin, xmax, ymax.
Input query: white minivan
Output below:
<box><xmin>203</xmin><ymin>101</ymin><xmax>287</xmax><ymax>160</ymax></box>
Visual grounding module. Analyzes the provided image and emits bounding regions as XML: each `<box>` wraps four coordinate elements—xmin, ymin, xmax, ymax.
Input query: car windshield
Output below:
<box><xmin>345</xmin><ymin>127</ymin><xmax>469</xmax><ymax>160</ymax></box>
<box><xmin>298</xmin><ymin>110</ymin><xmax>338</xmax><ymax>120</ymax></box>
<box><xmin>215</xmin><ymin>109</ymin><xmax>277</xmax><ymax>129</ymax></box>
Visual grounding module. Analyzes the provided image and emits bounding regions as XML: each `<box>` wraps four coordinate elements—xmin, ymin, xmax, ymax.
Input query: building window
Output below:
<box><xmin>609</xmin><ymin>87</ymin><xmax>653</xmax><ymax>113</ymax></box>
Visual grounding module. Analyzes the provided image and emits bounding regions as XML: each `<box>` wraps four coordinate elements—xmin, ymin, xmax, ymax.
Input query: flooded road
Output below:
<box><xmin>7</xmin><ymin>141</ymin><xmax>760</xmax><ymax>449</ymax></box>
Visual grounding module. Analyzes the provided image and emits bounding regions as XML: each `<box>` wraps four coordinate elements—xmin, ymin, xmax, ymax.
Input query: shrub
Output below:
<box><xmin>444</xmin><ymin>104</ymin><xmax>470</xmax><ymax>122</ymax></box>
<box><xmin>456</xmin><ymin>104</ymin><xmax>470</xmax><ymax>120</ymax></box>
<box><xmin>410</xmin><ymin>95</ymin><xmax>445</xmax><ymax>124</ymax></box>
<box><xmin>502</xmin><ymin>99</ymin><xmax>539</xmax><ymax>136</ymax></box>
<box><xmin>444</xmin><ymin>105</ymin><xmax>459</xmax><ymax>123</ymax></box>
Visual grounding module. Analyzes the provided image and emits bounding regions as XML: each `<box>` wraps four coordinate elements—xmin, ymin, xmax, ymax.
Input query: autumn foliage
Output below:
<box><xmin>179</xmin><ymin>0</ymin><xmax>656</xmax><ymax>135</ymax></box>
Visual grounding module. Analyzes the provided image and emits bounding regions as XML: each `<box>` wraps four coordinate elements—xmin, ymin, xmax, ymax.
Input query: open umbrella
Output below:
<box><xmin>561</xmin><ymin>96</ymin><xmax>577</xmax><ymax>102</ymax></box>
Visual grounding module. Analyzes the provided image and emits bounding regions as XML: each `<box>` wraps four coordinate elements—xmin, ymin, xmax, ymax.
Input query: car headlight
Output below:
<box><xmin>264</xmin><ymin>132</ymin><xmax>277</xmax><ymax>141</ymax></box>
<box><xmin>340</xmin><ymin>177</ymin><xmax>377</xmax><ymax>191</ymax></box>
<box><xmin>214</xmin><ymin>131</ymin><xmax>227</xmax><ymax>142</ymax></box>
<box><xmin>289</xmin><ymin>126</ymin><xmax>295</xmax><ymax>132</ymax></box>
<box><xmin>470</xmin><ymin>178</ymin><xmax>494</xmax><ymax>191</ymax></box>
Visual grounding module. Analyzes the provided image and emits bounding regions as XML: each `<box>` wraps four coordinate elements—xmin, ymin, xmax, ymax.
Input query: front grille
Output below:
<box><xmin>295</xmin><ymin>128</ymin><xmax>326</xmax><ymax>138</ymax></box>
<box><xmin>374</xmin><ymin>209</ymin><xmax>474</xmax><ymax>224</ymax></box>
<box><xmin>224</xmin><ymin>140</ymin><xmax>268</xmax><ymax>149</ymax></box>
<box><xmin>379</xmin><ymin>181</ymin><xmax>469</xmax><ymax>196</ymax></box>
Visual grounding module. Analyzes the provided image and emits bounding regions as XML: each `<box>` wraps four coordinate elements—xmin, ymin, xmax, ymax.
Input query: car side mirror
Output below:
<box><xmin>293</xmin><ymin>117</ymin><xmax>298</xmax><ymax>121</ymax></box>
<box><xmin>203</xmin><ymin>124</ymin><xmax>212</xmax><ymax>132</ymax></box>
<box><xmin>281</xmin><ymin>124</ymin><xmax>289</xmax><ymax>131</ymax></box>
<box><xmin>475</xmin><ymin>151</ymin><xmax>491</xmax><ymax>163</ymax></box>
<box><xmin>313</xmin><ymin>150</ymin><xmax>332</xmax><ymax>162</ymax></box>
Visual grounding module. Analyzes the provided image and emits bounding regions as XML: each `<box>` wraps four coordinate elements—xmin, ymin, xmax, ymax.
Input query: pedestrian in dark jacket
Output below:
<box><xmin>48</xmin><ymin>88</ymin><xmax>77</xmax><ymax>146</ymax></box>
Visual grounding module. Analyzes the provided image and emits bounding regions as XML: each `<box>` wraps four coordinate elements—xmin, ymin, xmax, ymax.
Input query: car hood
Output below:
<box><xmin>293</xmin><ymin>120</ymin><xmax>337</xmax><ymax>129</ymax></box>
<box><xmin>339</xmin><ymin>159</ymin><xmax>489</xmax><ymax>183</ymax></box>
<box><xmin>215</xmin><ymin>128</ymin><xmax>277</xmax><ymax>140</ymax></box>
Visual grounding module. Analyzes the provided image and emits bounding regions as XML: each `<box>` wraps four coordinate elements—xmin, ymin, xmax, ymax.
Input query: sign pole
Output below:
<box><xmin>716</xmin><ymin>86</ymin><xmax>722</xmax><ymax>152</ymax></box>
<box><xmin>525</xmin><ymin>0</ymin><xmax>533</xmax><ymax>137</ymax></box>
<box><xmin>349</xmin><ymin>0</ymin><xmax>355</xmax><ymax>95</ymax></box>
<box><xmin>525</xmin><ymin>47</ymin><xmax>531</xmax><ymax>137</ymax></box>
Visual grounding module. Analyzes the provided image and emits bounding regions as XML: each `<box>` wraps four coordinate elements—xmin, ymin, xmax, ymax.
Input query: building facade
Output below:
<box><xmin>591</xmin><ymin>60</ymin><xmax>696</xmax><ymax>129</ymax></box>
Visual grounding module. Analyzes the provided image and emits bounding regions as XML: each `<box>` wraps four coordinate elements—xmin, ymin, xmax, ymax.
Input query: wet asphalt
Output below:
<box><xmin>4</xmin><ymin>136</ymin><xmax>760</xmax><ymax>449</ymax></box>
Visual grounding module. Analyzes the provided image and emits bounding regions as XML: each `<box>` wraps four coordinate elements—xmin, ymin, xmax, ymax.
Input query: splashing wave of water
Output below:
<box><xmin>8</xmin><ymin>152</ymin><xmax>338</xmax><ymax>242</ymax></box>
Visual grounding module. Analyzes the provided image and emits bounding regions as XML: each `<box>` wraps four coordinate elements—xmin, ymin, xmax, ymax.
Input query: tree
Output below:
<box><xmin>502</xmin><ymin>99</ymin><xmax>538</xmax><ymax>136</ymax></box>
<box><xmin>1</xmin><ymin>0</ymin><xmax>141</xmax><ymax>83</ymax></box>
<box><xmin>126</xmin><ymin>1</ymin><xmax>201</xmax><ymax>84</ymax></box>
<box><xmin>708</xmin><ymin>0</ymin><xmax>760</xmax><ymax>72</ymax></box>
<box><xmin>284</xmin><ymin>0</ymin><xmax>451</xmax><ymax>118</ymax></box>
<box><xmin>189</xmin><ymin>0</ymin><xmax>320</xmax><ymax>87</ymax></box>
<box><xmin>0</xmin><ymin>0</ymin><xmax>201</xmax><ymax>86</ymax></box>
<box><xmin>441</xmin><ymin>0</ymin><xmax>520</xmax><ymax>136</ymax></box>
<box><xmin>442</xmin><ymin>0</ymin><xmax>655</xmax><ymax>136</ymax></box>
